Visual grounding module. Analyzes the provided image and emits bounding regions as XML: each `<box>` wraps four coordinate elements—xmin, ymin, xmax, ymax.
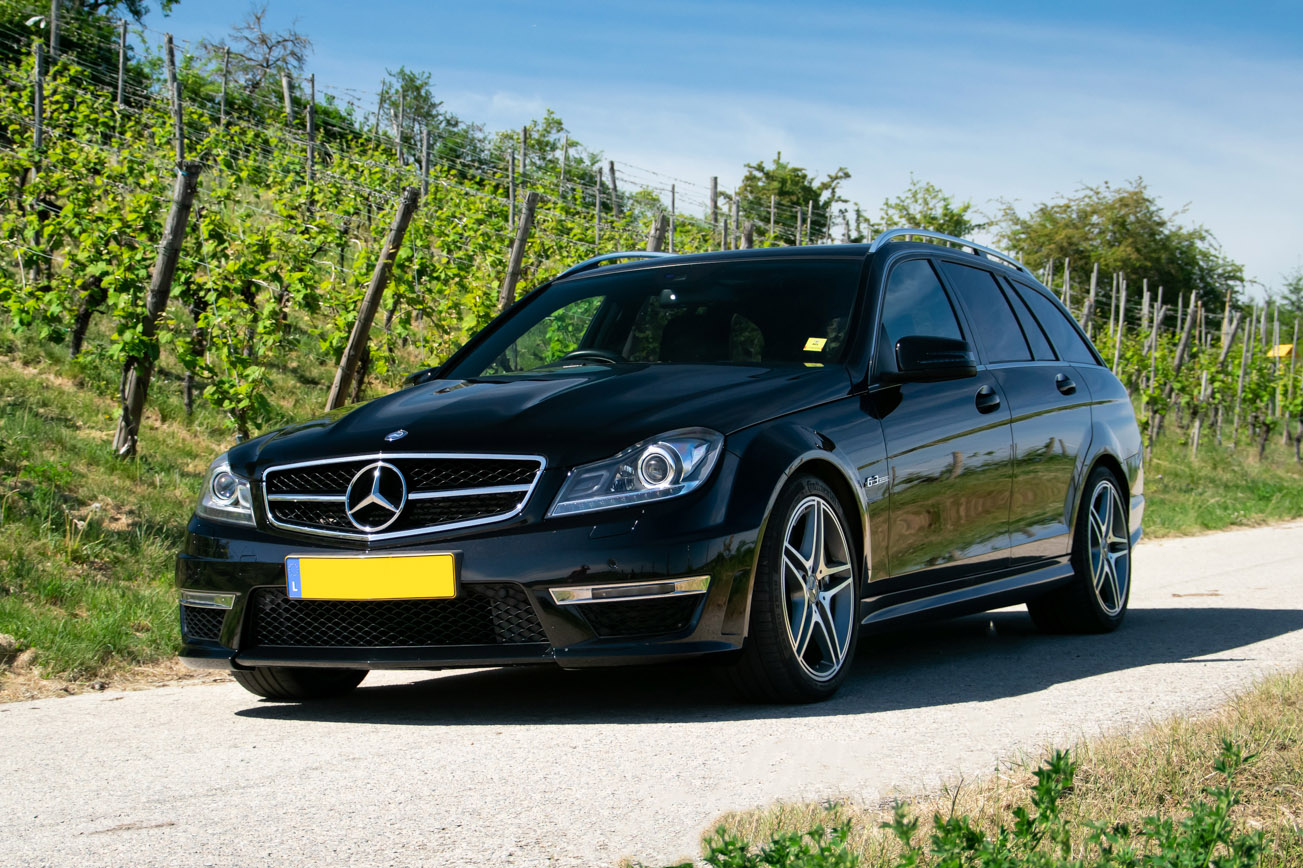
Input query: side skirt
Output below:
<box><xmin>860</xmin><ymin>561</ymin><xmax>1074</xmax><ymax>629</ymax></box>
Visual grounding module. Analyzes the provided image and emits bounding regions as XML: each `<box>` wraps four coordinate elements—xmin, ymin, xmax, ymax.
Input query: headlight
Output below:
<box><xmin>195</xmin><ymin>454</ymin><xmax>255</xmax><ymax>526</ymax></box>
<box><xmin>549</xmin><ymin>428</ymin><xmax>724</xmax><ymax>517</ymax></box>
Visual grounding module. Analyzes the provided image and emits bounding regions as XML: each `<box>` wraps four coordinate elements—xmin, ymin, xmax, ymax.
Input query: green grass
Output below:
<box><xmin>1143</xmin><ymin>433</ymin><xmax>1303</xmax><ymax>537</ymax></box>
<box><xmin>694</xmin><ymin>669</ymin><xmax>1303</xmax><ymax>867</ymax></box>
<box><xmin>1</xmin><ymin>325</ymin><xmax>1302</xmax><ymax>684</ymax></box>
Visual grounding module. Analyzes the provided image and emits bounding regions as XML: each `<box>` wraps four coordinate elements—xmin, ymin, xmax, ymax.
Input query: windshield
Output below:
<box><xmin>446</xmin><ymin>258</ymin><xmax>864</xmax><ymax>378</ymax></box>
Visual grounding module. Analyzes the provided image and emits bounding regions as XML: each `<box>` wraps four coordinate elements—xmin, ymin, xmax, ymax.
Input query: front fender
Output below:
<box><xmin>720</xmin><ymin>405</ymin><xmax>882</xmax><ymax>635</ymax></box>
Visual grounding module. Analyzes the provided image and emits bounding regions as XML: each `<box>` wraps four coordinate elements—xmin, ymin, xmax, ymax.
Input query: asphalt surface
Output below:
<box><xmin>3</xmin><ymin>521</ymin><xmax>1302</xmax><ymax>868</ymax></box>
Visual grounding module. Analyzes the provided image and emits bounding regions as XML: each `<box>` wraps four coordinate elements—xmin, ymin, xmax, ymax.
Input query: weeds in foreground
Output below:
<box><xmin>666</xmin><ymin>740</ymin><xmax>1265</xmax><ymax>868</ymax></box>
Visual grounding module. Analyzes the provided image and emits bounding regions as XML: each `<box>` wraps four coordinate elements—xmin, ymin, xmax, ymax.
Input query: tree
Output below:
<box><xmin>201</xmin><ymin>3</ymin><xmax>311</xmax><ymax>96</ymax></box>
<box><xmin>374</xmin><ymin>66</ymin><xmax>488</xmax><ymax>171</ymax></box>
<box><xmin>995</xmin><ymin>179</ymin><xmax>1242</xmax><ymax>311</ymax></box>
<box><xmin>1276</xmin><ymin>268</ymin><xmax>1303</xmax><ymax>335</ymax></box>
<box><xmin>878</xmin><ymin>174</ymin><xmax>983</xmax><ymax>239</ymax></box>
<box><xmin>734</xmin><ymin>152</ymin><xmax>850</xmax><ymax>242</ymax></box>
<box><xmin>0</xmin><ymin>0</ymin><xmax>164</xmax><ymax>73</ymax></box>
<box><xmin>64</xmin><ymin>0</ymin><xmax>178</xmax><ymax>23</ymax></box>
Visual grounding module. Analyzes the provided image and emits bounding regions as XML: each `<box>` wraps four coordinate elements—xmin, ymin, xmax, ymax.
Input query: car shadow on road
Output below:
<box><xmin>233</xmin><ymin>605</ymin><xmax>1303</xmax><ymax>725</ymax></box>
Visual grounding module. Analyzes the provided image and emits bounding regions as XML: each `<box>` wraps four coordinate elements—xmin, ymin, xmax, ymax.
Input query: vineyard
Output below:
<box><xmin>0</xmin><ymin>4</ymin><xmax>1299</xmax><ymax>461</ymax></box>
<box><xmin>0</xmin><ymin>5</ymin><xmax>1301</xmax><ymax>688</ymax></box>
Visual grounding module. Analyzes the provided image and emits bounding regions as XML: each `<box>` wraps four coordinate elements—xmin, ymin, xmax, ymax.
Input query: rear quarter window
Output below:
<box><xmin>1010</xmin><ymin>281</ymin><xmax>1100</xmax><ymax>365</ymax></box>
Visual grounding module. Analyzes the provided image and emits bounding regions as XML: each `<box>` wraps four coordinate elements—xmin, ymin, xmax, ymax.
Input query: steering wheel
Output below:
<box><xmin>558</xmin><ymin>348</ymin><xmax>626</xmax><ymax>366</ymax></box>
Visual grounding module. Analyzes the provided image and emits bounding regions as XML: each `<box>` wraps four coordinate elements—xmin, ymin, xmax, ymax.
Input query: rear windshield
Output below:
<box><xmin>447</xmin><ymin>258</ymin><xmax>863</xmax><ymax>377</ymax></box>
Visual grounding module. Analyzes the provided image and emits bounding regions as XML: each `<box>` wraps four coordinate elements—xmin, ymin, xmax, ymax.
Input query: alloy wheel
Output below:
<box><xmin>781</xmin><ymin>495</ymin><xmax>856</xmax><ymax>681</ymax></box>
<box><xmin>1087</xmin><ymin>479</ymin><xmax>1130</xmax><ymax>617</ymax></box>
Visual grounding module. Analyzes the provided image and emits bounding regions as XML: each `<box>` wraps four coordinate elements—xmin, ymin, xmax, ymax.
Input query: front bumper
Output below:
<box><xmin>176</xmin><ymin>484</ymin><xmax>761</xmax><ymax>672</ymax></box>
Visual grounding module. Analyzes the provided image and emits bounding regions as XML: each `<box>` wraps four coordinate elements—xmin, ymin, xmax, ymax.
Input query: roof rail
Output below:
<box><xmin>868</xmin><ymin>228</ymin><xmax>1031</xmax><ymax>276</ymax></box>
<box><xmin>557</xmin><ymin>251</ymin><xmax>675</xmax><ymax>280</ymax></box>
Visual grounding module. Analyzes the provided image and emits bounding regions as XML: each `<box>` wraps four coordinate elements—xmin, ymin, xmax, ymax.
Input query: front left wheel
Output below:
<box><xmin>232</xmin><ymin>666</ymin><xmax>366</xmax><ymax>701</ymax></box>
<box><xmin>727</xmin><ymin>475</ymin><xmax>861</xmax><ymax>703</ymax></box>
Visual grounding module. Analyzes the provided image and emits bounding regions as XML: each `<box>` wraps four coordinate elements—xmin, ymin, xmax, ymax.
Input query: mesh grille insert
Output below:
<box><xmin>579</xmin><ymin>595</ymin><xmax>704</xmax><ymax>638</ymax></box>
<box><xmin>248</xmin><ymin>585</ymin><xmax>547</xmax><ymax>648</ymax></box>
<box><xmin>180</xmin><ymin>604</ymin><xmax>226</xmax><ymax>642</ymax></box>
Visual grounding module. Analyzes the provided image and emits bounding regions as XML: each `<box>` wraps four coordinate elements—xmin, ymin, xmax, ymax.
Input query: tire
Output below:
<box><xmin>1028</xmin><ymin>466</ymin><xmax>1132</xmax><ymax>634</ymax></box>
<box><xmin>232</xmin><ymin>666</ymin><xmax>366</xmax><ymax>701</ymax></box>
<box><xmin>727</xmin><ymin>475</ymin><xmax>861</xmax><ymax>703</ymax></box>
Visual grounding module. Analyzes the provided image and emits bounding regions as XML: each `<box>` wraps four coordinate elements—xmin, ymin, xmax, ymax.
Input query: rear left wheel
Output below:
<box><xmin>727</xmin><ymin>475</ymin><xmax>860</xmax><ymax>703</ymax></box>
<box><xmin>1028</xmin><ymin>466</ymin><xmax>1131</xmax><ymax>633</ymax></box>
<box><xmin>232</xmin><ymin>666</ymin><xmax>366</xmax><ymax>701</ymax></box>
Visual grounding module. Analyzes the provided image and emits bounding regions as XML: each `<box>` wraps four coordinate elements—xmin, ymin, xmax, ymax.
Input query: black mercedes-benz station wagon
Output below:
<box><xmin>178</xmin><ymin>229</ymin><xmax>1143</xmax><ymax>703</ymax></box>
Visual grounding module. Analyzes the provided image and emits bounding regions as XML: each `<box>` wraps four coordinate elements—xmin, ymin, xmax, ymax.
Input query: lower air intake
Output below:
<box><xmin>579</xmin><ymin>596</ymin><xmax>704</xmax><ymax>638</ymax></box>
<box><xmin>180</xmin><ymin>604</ymin><xmax>226</xmax><ymax>643</ymax></box>
<box><xmin>248</xmin><ymin>585</ymin><xmax>547</xmax><ymax>648</ymax></box>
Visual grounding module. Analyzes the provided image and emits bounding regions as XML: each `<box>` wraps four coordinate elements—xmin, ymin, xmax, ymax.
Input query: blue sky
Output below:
<box><xmin>145</xmin><ymin>1</ymin><xmax>1303</xmax><ymax>294</ymax></box>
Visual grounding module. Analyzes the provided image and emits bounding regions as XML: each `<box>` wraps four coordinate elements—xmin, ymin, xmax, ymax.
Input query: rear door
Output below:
<box><xmin>938</xmin><ymin>261</ymin><xmax>1087</xmax><ymax>564</ymax></box>
<box><xmin>866</xmin><ymin>256</ymin><xmax>1013</xmax><ymax>587</ymax></box>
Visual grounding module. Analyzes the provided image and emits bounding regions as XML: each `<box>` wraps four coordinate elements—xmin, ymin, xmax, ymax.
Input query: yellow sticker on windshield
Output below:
<box><xmin>803</xmin><ymin>337</ymin><xmax>827</xmax><ymax>352</ymax></box>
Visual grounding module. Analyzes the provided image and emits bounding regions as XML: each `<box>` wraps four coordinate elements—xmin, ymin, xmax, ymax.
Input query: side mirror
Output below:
<box><xmin>403</xmin><ymin>368</ymin><xmax>437</xmax><ymax>387</ymax></box>
<box><xmin>888</xmin><ymin>335</ymin><xmax>977</xmax><ymax>383</ymax></box>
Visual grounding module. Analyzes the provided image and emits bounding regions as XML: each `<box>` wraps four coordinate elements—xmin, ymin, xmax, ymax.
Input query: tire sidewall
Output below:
<box><xmin>751</xmin><ymin>475</ymin><xmax>861</xmax><ymax>699</ymax></box>
<box><xmin>1072</xmin><ymin>467</ymin><xmax>1131</xmax><ymax>630</ymax></box>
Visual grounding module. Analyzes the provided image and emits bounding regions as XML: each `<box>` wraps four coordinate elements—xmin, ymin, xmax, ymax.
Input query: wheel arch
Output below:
<box><xmin>1067</xmin><ymin>451</ymin><xmax>1130</xmax><ymax>556</ymax></box>
<box><xmin>725</xmin><ymin>422</ymin><xmax>870</xmax><ymax>638</ymax></box>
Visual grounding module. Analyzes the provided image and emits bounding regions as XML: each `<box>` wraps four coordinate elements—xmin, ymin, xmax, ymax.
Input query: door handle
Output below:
<box><xmin>1055</xmin><ymin>373</ymin><xmax>1076</xmax><ymax>395</ymax></box>
<box><xmin>975</xmin><ymin>385</ymin><xmax>1001</xmax><ymax>414</ymax></box>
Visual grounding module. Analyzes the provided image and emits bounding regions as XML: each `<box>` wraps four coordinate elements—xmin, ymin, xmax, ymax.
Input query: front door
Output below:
<box><xmin>868</xmin><ymin>257</ymin><xmax>1014</xmax><ymax>588</ymax></box>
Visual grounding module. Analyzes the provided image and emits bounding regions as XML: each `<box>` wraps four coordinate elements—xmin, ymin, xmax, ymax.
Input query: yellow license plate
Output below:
<box><xmin>285</xmin><ymin>553</ymin><xmax>456</xmax><ymax>601</ymax></box>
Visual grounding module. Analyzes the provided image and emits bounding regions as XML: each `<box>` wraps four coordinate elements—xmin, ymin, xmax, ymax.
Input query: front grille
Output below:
<box><xmin>247</xmin><ymin>585</ymin><xmax>548</xmax><ymax>648</ymax></box>
<box><xmin>579</xmin><ymin>596</ymin><xmax>704</xmax><ymax>638</ymax></box>
<box><xmin>263</xmin><ymin>454</ymin><xmax>544</xmax><ymax>539</ymax></box>
<box><xmin>180</xmin><ymin>604</ymin><xmax>226</xmax><ymax>642</ymax></box>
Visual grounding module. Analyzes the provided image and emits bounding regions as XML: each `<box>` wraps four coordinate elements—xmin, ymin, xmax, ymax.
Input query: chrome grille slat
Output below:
<box><xmin>261</xmin><ymin>452</ymin><xmax>545</xmax><ymax>541</ymax></box>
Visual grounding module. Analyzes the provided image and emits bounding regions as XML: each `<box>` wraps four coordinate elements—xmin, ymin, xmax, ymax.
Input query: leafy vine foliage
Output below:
<box><xmin>0</xmin><ymin>7</ymin><xmax>718</xmax><ymax>446</ymax></box>
<box><xmin>0</xmin><ymin>4</ymin><xmax>1297</xmax><ymax>459</ymax></box>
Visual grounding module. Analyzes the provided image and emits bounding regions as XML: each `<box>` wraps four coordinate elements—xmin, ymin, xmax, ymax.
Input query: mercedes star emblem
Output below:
<box><xmin>344</xmin><ymin>461</ymin><xmax>407</xmax><ymax>532</ymax></box>
<box><xmin>384</xmin><ymin>429</ymin><xmax>408</xmax><ymax>442</ymax></box>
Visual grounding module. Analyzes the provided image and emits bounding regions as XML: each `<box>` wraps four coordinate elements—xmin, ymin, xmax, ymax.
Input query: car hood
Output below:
<box><xmin>231</xmin><ymin>363</ymin><xmax>852</xmax><ymax>473</ymax></box>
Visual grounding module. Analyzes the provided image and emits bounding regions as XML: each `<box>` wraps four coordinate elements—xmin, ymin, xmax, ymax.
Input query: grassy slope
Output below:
<box><xmin>1</xmin><ymin>332</ymin><xmax>1302</xmax><ymax>685</ymax></box>
<box><xmin>702</xmin><ymin>669</ymin><xmax>1303</xmax><ymax>867</ymax></box>
<box><xmin>1144</xmin><ymin>434</ymin><xmax>1303</xmax><ymax>537</ymax></box>
<box><xmin>0</xmin><ymin>323</ymin><xmax>340</xmax><ymax>682</ymax></box>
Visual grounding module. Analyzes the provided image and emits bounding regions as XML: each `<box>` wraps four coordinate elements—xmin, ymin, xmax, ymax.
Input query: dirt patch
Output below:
<box><xmin>0</xmin><ymin>657</ymin><xmax>232</xmax><ymax>704</ymax></box>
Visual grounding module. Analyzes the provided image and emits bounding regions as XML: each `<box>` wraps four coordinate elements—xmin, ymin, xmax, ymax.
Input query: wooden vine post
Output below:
<box><xmin>219</xmin><ymin>46</ymin><xmax>228</xmax><ymax>124</ymax></box>
<box><xmin>668</xmin><ymin>184</ymin><xmax>676</xmax><ymax>253</ymax></box>
<box><xmin>709</xmin><ymin>176</ymin><xmax>718</xmax><ymax>233</ymax></box>
<box><xmin>163</xmin><ymin>34</ymin><xmax>184</xmax><ymax>162</ymax></box>
<box><xmin>645</xmin><ymin>212</ymin><xmax>668</xmax><ymax>252</ymax></box>
<box><xmin>48</xmin><ymin>0</ymin><xmax>59</xmax><ymax>58</ymax></box>
<box><xmin>281</xmin><ymin>70</ymin><xmax>294</xmax><ymax>123</ymax></box>
<box><xmin>116</xmin><ymin>20</ymin><xmax>127</xmax><ymax>106</ymax></box>
<box><xmin>499</xmin><ymin>191</ymin><xmax>540</xmax><ymax>312</ymax></box>
<box><xmin>595</xmin><ymin>166</ymin><xmax>602</xmax><ymax>245</ymax></box>
<box><xmin>420</xmin><ymin>129</ymin><xmax>430</xmax><ymax>198</ymax></box>
<box><xmin>325</xmin><ymin>187</ymin><xmax>421</xmax><ymax>411</ymax></box>
<box><xmin>33</xmin><ymin>43</ymin><xmax>43</xmax><ymax>152</ymax></box>
<box><xmin>305</xmin><ymin>73</ymin><xmax>316</xmax><ymax>181</ymax></box>
<box><xmin>113</xmin><ymin>161</ymin><xmax>203</xmax><ymax>458</ymax></box>
<box><xmin>607</xmin><ymin>160</ymin><xmax>619</xmax><ymax>217</ymax></box>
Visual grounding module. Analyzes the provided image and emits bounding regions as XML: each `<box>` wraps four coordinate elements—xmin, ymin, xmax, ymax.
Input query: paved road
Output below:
<box><xmin>3</xmin><ymin>521</ymin><xmax>1302</xmax><ymax>867</ymax></box>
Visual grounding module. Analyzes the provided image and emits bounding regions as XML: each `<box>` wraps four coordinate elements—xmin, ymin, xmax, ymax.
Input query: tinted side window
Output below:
<box><xmin>1002</xmin><ymin>279</ymin><xmax>1056</xmax><ymax>361</ymax></box>
<box><xmin>939</xmin><ymin>262</ymin><xmax>1030</xmax><ymax>363</ymax></box>
<box><xmin>878</xmin><ymin>260</ymin><xmax>963</xmax><ymax>369</ymax></box>
<box><xmin>1012</xmin><ymin>282</ymin><xmax>1099</xmax><ymax>365</ymax></box>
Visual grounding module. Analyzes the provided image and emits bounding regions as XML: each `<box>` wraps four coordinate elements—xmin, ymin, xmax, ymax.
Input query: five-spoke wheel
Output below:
<box><xmin>781</xmin><ymin>495</ymin><xmax>857</xmax><ymax>682</ymax></box>
<box><xmin>727</xmin><ymin>475</ymin><xmax>860</xmax><ymax>702</ymax></box>
<box><xmin>1028</xmin><ymin>466</ymin><xmax>1131</xmax><ymax>633</ymax></box>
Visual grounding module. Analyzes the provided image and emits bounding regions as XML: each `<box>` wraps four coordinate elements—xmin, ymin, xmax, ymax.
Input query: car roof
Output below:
<box><xmin>554</xmin><ymin>241</ymin><xmax>1040</xmax><ymax>285</ymax></box>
